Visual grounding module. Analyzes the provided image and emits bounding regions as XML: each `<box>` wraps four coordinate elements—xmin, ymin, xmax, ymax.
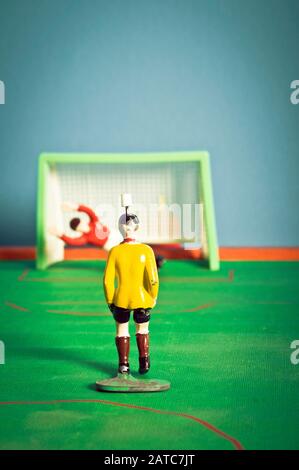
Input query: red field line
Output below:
<box><xmin>162</xmin><ymin>270</ymin><xmax>234</xmax><ymax>284</ymax></box>
<box><xmin>39</xmin><ymin>299</ymin><xmax>180</xmax><ymax>305</ymax></box>
<box><xmin>5</xmin><ymin>301</ymin><xmax>29</xmax><ymax>312</ymax></box>
<box><xmin>183</xmin><ymin>302</ymin><xmax>216</xmax><ymax>313</ymax></box>
<box><xmin>40</xmin><ymin>300</ymin><xmax>106</xmax><ymax>305</ymax></box>
<box><xmin>0</xmin><ymin>398</ymin><xmax>244</xmax><ymax>450</ymax></box>
<box><xmin>47</xmin><ymin>310</ymin><xmax>109</xmax><ymax>317</ymax></box>
<box><xmin>46</xmin><ymin>303</ymin><xmax>214</xmax><ymax>316</ymax></box>
<box><xmin>18</xmin><ymin>274</ymin><xmax>99</xmax><ymax>283</ymax></box>
<box><xmin>18</xmin><ymin>269</ymin><xmax>30</xmax><ymax>281</ymax></box>
<box><xmin>18</xmin><ymin>269</ymin><xmax>29</xmax><ymax>281</ymax></box>
<box><xmin>19</xmin><ymin>269</ymin><xmax>235</xmax><ymax>284</ymax></box>
<box><xmin>5</xmin><ymin>299</ymin><xmax>292</xmax><ymax>318</ymax></box>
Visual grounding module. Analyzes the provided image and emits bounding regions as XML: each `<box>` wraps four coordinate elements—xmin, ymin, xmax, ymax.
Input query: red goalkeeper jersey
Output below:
<box><xmin>60</xmin><ymin>205</ymin><xmax>110</xmax><ymax>247</ymax></box>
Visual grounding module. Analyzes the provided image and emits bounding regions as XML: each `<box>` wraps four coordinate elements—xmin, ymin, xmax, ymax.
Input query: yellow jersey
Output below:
<box><xmin>103</xmin><ymin>242</ymin><xmax>159</xmax><ymax>309</ymax></box>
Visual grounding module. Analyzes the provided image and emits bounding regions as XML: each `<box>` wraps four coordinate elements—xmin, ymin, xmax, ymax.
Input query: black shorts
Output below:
<box><xmin>109</xmin><ymin>304</ymin><xmax>151</xmax><ymax>324</ymax></box>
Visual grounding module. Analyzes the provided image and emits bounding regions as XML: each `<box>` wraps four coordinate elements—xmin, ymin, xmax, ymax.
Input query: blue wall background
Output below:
<box><xmin>0</xmin><ymin>0</ymin><xmax>298</xmax><ymax>246</ymax></box>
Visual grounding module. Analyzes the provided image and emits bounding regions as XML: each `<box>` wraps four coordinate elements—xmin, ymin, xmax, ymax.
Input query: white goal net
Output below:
<box><xmin>52</xmin><ymin>161</ymin><xmax>203</xmax><ymax>244</ymax></box>
<box><xmin>37</xmin><ymin>152</ymin><xmax>219</xmax><ymax>270</ymax></box>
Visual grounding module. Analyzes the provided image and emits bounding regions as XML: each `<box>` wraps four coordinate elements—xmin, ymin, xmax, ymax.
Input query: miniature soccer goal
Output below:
<box><xmin>36</xmin><ymin>152</ymin><xmax>219</xmax><ymax>270</ymax></box>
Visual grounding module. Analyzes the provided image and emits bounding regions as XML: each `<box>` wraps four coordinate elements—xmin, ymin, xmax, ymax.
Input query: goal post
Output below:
<box><xmin>36</xmin><ymin>151</ymin><xmax>220</xmax><ymax>270</ymax></box>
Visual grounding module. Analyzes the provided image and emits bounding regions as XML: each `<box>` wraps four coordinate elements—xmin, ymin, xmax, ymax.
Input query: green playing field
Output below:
<box><xmin>0</xmin><ymin>259</ymin><xmax>298</xmax><ymax>450</ymax></box>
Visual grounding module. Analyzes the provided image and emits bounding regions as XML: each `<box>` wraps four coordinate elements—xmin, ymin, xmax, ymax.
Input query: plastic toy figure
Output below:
<box><xmin>50</xmin><ymin>202</ymin><xmax>165</xmax><ymax>269</ymax></box>
<box><xmin>103</xmin><ymin>202</ymin><xmax>159</xmax><ymax>375</ymax></box>
<box><xmin>50</xmin><ymin>202</ymin><xmax>119</xmax><ymax>251</ymax></box>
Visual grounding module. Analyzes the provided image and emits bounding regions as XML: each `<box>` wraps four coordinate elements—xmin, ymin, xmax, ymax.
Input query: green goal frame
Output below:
<box><xmin>37</xmin><ymin>151</ymin><xmax>219</xmax><ymax>270</ymax></box>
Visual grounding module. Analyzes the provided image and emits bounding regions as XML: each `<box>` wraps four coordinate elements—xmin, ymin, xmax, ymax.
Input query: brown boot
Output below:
<box><xmin>136</xmin><ymin>333</ymin><xmax>150</xmax><ymax>374</ymax></box>
<box><xmin>115</xmin><ymin>336</ymin><xmax>130</xmax><ymax>374</ymax></box>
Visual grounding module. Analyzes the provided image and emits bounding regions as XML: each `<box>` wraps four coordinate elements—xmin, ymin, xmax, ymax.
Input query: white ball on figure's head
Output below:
<box><xmin>121</xmin><ymin>193</ymin><xmax>133</xmax><ymax>208</ymax></box>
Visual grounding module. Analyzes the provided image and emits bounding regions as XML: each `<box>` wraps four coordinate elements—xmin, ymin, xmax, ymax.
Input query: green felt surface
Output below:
<box><xmin>0</xmin><ymin>260</ymin><xmax>299</xmax><ymax>450</ymax></box>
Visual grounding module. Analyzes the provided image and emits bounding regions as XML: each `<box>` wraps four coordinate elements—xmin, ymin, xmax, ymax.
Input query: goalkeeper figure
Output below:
<box><xmin>50</xmin><ymin>202</ymin><xmax>165</xmax><ymax>269</ymax></box>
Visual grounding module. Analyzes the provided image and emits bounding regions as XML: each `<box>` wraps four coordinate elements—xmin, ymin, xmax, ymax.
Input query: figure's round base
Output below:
<box><xmin>96</xmin><ymin>373</ymin><xmax>170</xmax><ymax>393</ymax></box>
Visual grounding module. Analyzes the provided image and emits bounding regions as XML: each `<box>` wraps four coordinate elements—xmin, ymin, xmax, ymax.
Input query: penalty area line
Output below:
<box><xmin>0</xmin><ymin>398</ymin><xmax>244</xmax><ymax>450</ymax></box>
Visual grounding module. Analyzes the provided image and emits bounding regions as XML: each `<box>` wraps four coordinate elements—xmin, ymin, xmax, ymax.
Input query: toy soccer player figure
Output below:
<box><xmin>50</xmin><ymin>202</ymin><xmax>119</xmax><ymax>251</ymax></box>
<box><xmin>50</xmin><ymin>202</ymin><xmax>165</xmax><ymax>269</ymax></box>
<box><xmin>103</xmin><ymin>210</ymin><xmax>159</xmax><ymax>375</ymax></box>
